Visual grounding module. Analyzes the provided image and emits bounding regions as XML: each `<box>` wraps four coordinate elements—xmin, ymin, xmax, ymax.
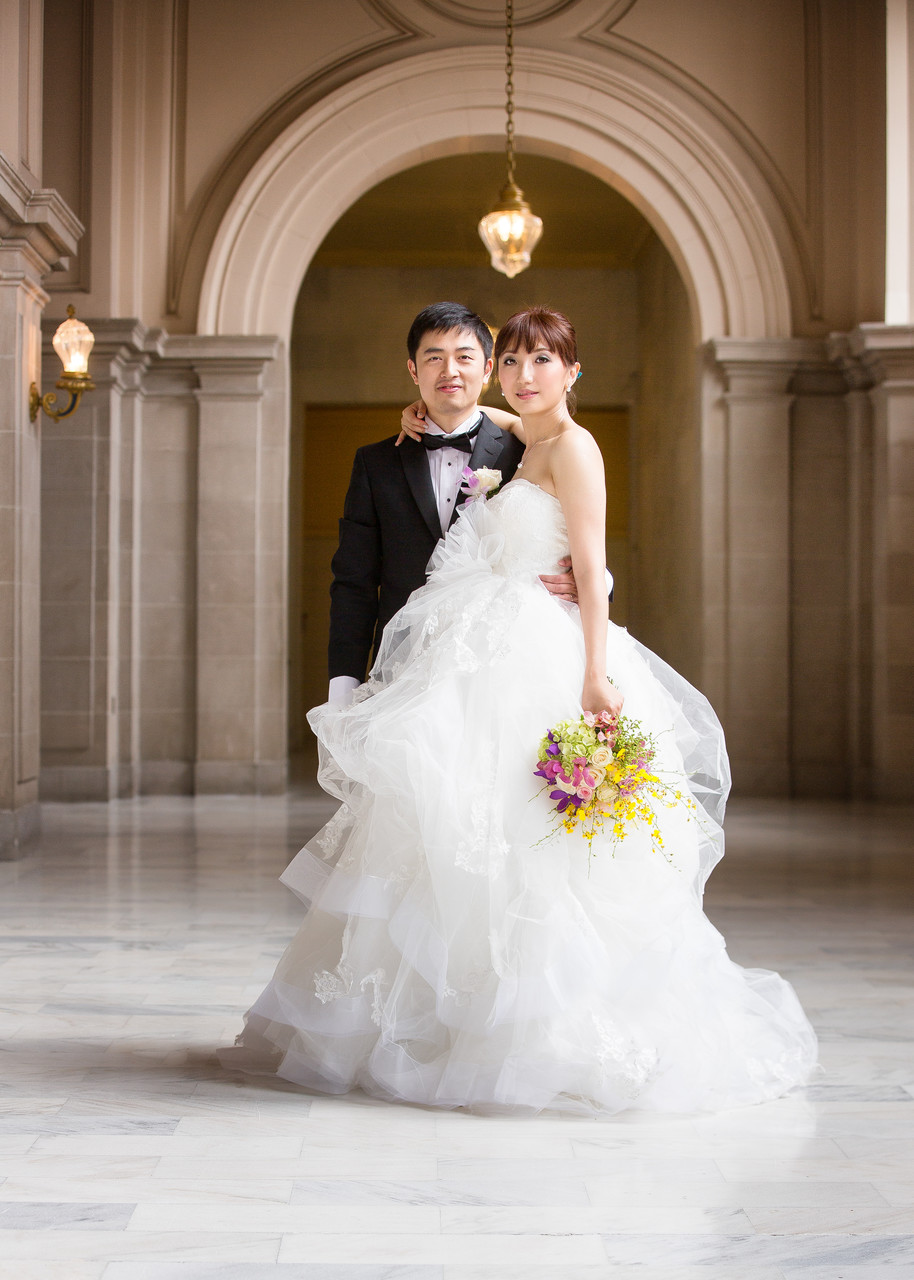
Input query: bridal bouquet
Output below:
<box><xmin>534</xmin><ymin>708</ymin><xmax>692</xmax><ymax>854</ymax></box>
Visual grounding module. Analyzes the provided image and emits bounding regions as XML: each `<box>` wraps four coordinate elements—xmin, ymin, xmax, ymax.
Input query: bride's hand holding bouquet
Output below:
<box><xmin>583</xmin><ymin>671</ymin><xmax>624</xmax><ymax>720</ymax></box>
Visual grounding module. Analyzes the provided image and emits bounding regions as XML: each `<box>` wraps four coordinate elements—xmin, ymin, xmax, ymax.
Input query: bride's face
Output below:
<box><xmin>498</xmin><ymin>345</ymin><xmax>579</xmax><ymax>415</ymax></box>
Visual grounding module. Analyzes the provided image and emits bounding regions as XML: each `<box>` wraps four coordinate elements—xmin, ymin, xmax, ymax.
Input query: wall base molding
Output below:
<box><xmin>194</xmin><ymin>761</ymin><xmax>287</xmax><ymax>796</ymax></box>
<box><xmin>0</xmin><ymin>803</ymin><xmax>40</xmax><ymax>861</ymax></box>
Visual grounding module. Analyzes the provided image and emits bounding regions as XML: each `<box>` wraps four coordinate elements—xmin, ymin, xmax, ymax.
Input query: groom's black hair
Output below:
<box><xmin>406</xmin><ymin>302</ymin><xmax>493</xmax><ymax>363</ymax></box>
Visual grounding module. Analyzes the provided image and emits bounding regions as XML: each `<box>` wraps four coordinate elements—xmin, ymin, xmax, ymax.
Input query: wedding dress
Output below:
<box><xmin>234</xmin><ymin>478</ymin><xmax>817</xmax><ymax>1114</ymax></box>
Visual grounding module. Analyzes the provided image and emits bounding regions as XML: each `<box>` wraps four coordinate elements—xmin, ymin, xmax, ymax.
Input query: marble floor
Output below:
<box><xmin>1</xmin><ymin>783</ymin><xmax>913</xmax><ymax>1279</ymax></box>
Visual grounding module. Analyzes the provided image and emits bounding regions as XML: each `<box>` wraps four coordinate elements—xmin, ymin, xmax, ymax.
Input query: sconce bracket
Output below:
<box><xmin>29</xmin><ymin>374</ymin><xmax>95</xmax><ymax>423</ymax></box>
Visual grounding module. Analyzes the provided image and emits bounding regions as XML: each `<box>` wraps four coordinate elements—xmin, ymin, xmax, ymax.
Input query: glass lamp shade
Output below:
<box><xmin>52</xmin><ymin>308</ymin><xmax>95</xmax><ymax>377</ymax></box>
<box><xmin>478</xmin><ymin>183</ymin><xmax>543</xmax><ymax>279</ymax></box>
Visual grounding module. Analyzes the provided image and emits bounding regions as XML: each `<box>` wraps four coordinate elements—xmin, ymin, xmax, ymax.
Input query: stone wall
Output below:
<box><xmin>37</xmin><ymin>324</ymin><xmax>284</xmax><ymax>802</ymax></box>
<box><xmin>2</xmin><ymin>0</ymin><xmax>911</xmax><ymax>831</ymax></box>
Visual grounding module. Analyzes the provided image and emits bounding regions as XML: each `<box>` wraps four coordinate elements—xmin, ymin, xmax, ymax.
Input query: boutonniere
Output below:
<box><xmin>460</xmin><ymin>466</ymin><xmax>502</xmax><ymax>502</ymax></box>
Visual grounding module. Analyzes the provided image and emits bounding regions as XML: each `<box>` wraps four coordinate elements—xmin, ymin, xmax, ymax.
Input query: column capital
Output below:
<box><xmin>826</xmin><ymin>333</ymin><xmax>877</xmax><ymax>393</ymax></box>
<box><xmin>184</xmin><ymin>336</ymin><xmax>281</xmax><ymax>400</ymax></box>
<box><xmin>844</xmin><ymin>324</ymin><xmax>914</xmax><ymax>386</ymax></box>
<box><xmin>39</xmin><ymin>320</ymin><xmax>282</xmax><ymax>397</ymax></box>
<box><xmin>167</xmin><ymin>335</ymin><xmax>280</xmax><ymax>364</ymax></box>
<box><xmin>708</xmin><ymin>337</ymin><xmax>828</xmax><ymax>397</ymax></box>
<box><xmin>0</xmin><ymin>156</ymin><xmax>83</xmax><ymax>270</ymax></box>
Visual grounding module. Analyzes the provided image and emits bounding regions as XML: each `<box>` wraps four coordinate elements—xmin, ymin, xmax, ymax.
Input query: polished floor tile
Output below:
<box><xmin>0</xmin><ymin>787</ymin><xmax>912</xmax><ymax>1277</ymax></box>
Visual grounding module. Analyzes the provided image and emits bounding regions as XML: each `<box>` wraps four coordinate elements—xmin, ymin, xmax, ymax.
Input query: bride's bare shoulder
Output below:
<box><xmin>552</xmin><ymin>425</ymin><xmax>602</xmax><ymax>467</ymax></box>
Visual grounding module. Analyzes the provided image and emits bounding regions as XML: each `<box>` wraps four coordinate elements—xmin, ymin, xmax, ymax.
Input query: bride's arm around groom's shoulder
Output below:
<box><xmin>477</xmin><ymin>405</ymin><xmax>523</xmax><ymax>439</ymax></box>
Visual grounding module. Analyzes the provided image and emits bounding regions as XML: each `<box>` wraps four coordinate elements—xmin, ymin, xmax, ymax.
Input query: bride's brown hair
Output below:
<box><xmin>493</xmin><ymin>306</ymin><xmax>578</xmax><ymax>368</ymax></box>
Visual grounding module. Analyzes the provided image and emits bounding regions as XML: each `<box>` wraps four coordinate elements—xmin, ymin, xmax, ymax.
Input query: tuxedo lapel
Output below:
<box><xmin>467</xmin><ymin>413</ymin><xmax>504</xmax><ymax>472</ymax></box>
<box><xmin>399</xmin><ymin>437</ymin><xmax>441</xmax><ymax>541</ymax></box>
<box><xmin>448</xmin><ymin>413</ymin><xmax>508</xmax><ymax>528</ymax></box>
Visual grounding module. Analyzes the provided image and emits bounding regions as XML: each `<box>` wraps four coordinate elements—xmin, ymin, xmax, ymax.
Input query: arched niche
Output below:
<box><xmin>198</xmin><ymin>47</ymin><xmax>794</xmax><ymax>343</ymax></box>
<box><xmin>191</xmin><ymin>44</ymin><xmax>802</xmax><ymax>797</ymax></box>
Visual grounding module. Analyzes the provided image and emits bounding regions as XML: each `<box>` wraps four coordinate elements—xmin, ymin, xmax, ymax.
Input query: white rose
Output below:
<box><xmin>591</xmin><ymin>745</ymin><xmax>612</xmax><ymax>768</ymax></box>
<box><xmin>474</xmin><ymin>468</ymin><xmax>502</xmax><ymax>494</ymax></box>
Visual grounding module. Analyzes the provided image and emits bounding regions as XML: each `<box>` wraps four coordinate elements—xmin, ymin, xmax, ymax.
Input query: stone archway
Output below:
<box><xmin>194</xmin><ymin>45</ymin><xmax>803</xmax><ymax>795</ymax></box>
<box><xmin>198</xmin><ymin>47</ymin><xmax>794</xmax><ymax>342</ymax></box>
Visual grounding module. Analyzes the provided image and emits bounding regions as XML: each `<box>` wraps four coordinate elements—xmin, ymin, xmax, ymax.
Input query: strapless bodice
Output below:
<box><xmin>484</xmin><ymin>478</ymin><xmax>569</xmax><ymax>576</ymax></box>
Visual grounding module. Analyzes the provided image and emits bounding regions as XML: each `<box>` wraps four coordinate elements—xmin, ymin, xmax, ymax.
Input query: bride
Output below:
<box><xmin>230</xmin><ymin>306</ymin><xmax>817</xmax><ymax>1115</ymax></box>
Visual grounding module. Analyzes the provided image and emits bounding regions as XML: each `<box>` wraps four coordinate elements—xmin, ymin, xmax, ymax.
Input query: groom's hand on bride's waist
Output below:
<box><xmin>540</xmin><ymin>558</ymin><xmax>578</xmax><ymax>603</ymax></box>
<box><xmin>540</xmin><ymin>559</ymin><xmax>614</xmax><ymax>607</ymax></box>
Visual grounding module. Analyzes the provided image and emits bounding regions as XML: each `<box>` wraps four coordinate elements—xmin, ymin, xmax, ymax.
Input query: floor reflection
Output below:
<box><xmin>0</xmin><ymin>789</ymin><xmax>912</xmax><ymax>1277</ymax></box>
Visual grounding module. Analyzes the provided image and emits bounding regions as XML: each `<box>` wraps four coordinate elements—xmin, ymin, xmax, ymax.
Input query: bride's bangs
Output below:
<box><xmin>494</xmin><ymin>306</ymin><xmax>578</xmax><ymax>367</ymax></box>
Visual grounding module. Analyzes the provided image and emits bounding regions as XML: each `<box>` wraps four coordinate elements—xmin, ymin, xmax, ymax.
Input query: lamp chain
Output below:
<box><xmin>504</xmin><ymin>0</ymin><xmax>516</xmax><ymax>187</ymax></box>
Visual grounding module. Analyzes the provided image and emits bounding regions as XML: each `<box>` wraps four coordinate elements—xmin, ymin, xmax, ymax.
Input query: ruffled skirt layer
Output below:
<box><xmin>233</xmin><ymin>505</ymin><xmax>817</xmax><ymax>1114</ymax></box>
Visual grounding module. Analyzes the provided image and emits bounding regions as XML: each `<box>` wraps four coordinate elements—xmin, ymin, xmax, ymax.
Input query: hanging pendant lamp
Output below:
<box><xmin>478</xmin><ymin>0</ymin><xmax>543</xmax><ymax>278</ymax></box>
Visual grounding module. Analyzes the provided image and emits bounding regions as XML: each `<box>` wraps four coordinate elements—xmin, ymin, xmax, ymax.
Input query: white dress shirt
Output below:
<box><xmin>422</xmin><ymin>411</ymin><xmax>483</xmax><ymax>535</ymax></box>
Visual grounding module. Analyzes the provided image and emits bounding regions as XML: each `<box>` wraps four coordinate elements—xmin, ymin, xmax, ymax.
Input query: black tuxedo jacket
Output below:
<box><xmin>329</xmin><ymin>412</ymin><xmax>525</xmax><ymax>681</ymax></box>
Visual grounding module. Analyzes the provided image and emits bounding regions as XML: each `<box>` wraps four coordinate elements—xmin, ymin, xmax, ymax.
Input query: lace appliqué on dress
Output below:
<box><xmin>314</xmin><ymin>962</ymin><xmax>353</xmax><ymax>1004</ymax></box>
<box><xmin>384</xmin><ymin>863</ymin><xmax>414</xmax><ymax>886</ymax></box>
<box><xmin>359</xmin><ymin>969</ymin><xmax>387</xmax><ymax>1027</ymax></box>
<box><xmin>313</xmin><ymin>963</ymin><xmax>387</xmax><ymax>1028</ymax></box>
<box><xmin>314</xmin><ymin>923</ymin><xmax>354</xmax><ymax>1004</ymax></box>
<box><xmin>443</xmin><ymin>965</ymin><xmax>491</xmax><ymax>1007</ymax></box>
<box><xmin>311</xmin><ymin>805</ymin><xmax>351</xmax><ymax>862</ymax></box>
<box><xmin>455</xmin><ymin>809</ymin><xmax>509</xmax><ymax>876</ymax></box>
<box><xmin>592</xmin><ymin>1013</ymin><xmax>658</xmax><ymax>1098</ymax></box>
<box><xmin>454</xmin><ymin>743</ymin><xmax>509</xmax><ymax>875</ymax></box>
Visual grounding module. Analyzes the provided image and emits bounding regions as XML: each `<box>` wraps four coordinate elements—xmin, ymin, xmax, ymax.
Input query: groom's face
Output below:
<box><xmin>407</xmin><ymin>327</ymin><xmax>493</xmax><ymax>429</ymax></box>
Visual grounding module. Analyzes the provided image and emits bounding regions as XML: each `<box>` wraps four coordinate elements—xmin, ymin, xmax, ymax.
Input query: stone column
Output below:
<box><xmin>188</xmin><ymin>339</ymin><xmax>284</xmax><ymax>794</ymax></box>
<box><xmin>885</xmin><ymin>0</ymin><xmax>914</xmax><ymax>325</ymax></box>
<box><xmin>788</xmin><ymin>360</ymin><xmax>853</xmax><ymax>798</ymax></box>
<box><xmin>0</xmin><ymin>197</ymin><xmax>80</xmax><ymax>857</ymax></box>
<box><xmin>39</xmin><ymin>320</ymin><xmax>149</xmax><ymax>801</ymax></box>
<box><xmin>828</xmin><ymin>334</ymin><xmax>876</xmax><ymax>799</ymax></box>
<box><xmin>710</xmin><ymin>341</ymin><xmax>797</xmax><ymax>795</ymax></box>
<box><xmin>848</xmin><ymin>324</ymin><xmax>914</xmax><ymax>801</ymax></box>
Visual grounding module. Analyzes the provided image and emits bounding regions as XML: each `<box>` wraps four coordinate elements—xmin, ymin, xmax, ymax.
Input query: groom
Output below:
<box><xmin>327</xmin><ymin>301</ymin><xmax>574</xmax><ymax>705</ymax></box>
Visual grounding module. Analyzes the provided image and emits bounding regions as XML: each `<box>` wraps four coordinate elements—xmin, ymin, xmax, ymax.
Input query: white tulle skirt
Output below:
<box><xmin>232</xmin><ymin>490</ymin><xmax>817</xmax><ymax>1115</ymax></box>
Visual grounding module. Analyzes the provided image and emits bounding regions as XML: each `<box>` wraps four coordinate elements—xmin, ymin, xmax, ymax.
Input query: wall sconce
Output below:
<box><xmin>29</xmin><ymin>305</ymin><xmax>95</xmax><ymax>422</ymax></box>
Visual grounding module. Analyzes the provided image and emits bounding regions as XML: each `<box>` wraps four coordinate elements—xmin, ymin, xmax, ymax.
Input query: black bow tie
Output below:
<box><xmin>421</xmin><ymin>420</ymin><xmax>481</xmax><ymax>454</ymax></box>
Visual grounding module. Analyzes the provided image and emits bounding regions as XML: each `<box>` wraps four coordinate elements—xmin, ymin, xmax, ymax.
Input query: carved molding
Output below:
<box><xmin>0</xmin><ymin>152</ymin><xmax>83</xmax><ymax>277</ymax></box>
<box><xmin>711</xmin><ymin>337</ymin><xmax>830</xmax><ymax>367</ymax></box>
<box><xmin>802</xmin><ymin>0</ymin><xmax>824</xmax><ymax>320</ymax></box>
<box><xmin>374</xmin><ymin>0</ymin><xmax>636</xmax><ymax>31</ymax></box>
<box><xmin>166</xmin><ymin>0</ymin><xmax>834</xmax><ymax>336</ymax></box>
<box><xmin>410</xmin><ymin>0</ymin><xmax>580</xmax><ymax>28</ymax></box>
<box><xmin>165</xmin><ymin>0</ymin><xmax>189</xmax><ymax>316</ymax></box>
<box><xmin>41</xmin><ymin>317</ymin><xmax>280</xmax><ymax>427</ymax></box>
<box><xmin>165</xmin><ymin>1</ymin><xmax>421</xmax><ymax>319</ymax></box>
<box><xmin>197</xmin><ymin>46</ymin><xmax>798</xmax><ymax>341</ymax></box>
<box><xmin>44</xmin><ymin>0</ymin><xmax>94</xmax><ymax>295</ymax></box>
<box><xmin>165</xmin><ymin>0</ymin><xmax>650</xmax><ymax>318</ymax></box>
<box><xmin>845</xmin><ymin>323</ymin><xmax>914</xmax><ymax>384</ymax></box>
<box><xmin>711</xmin><ymin>335</ymin><xmax>853</xmax><ymax>399</ymax></box>
<box><xmin>580</xmin><ymin>10</ymin><xmax>824</xmax><ymax>332</ymax></box>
